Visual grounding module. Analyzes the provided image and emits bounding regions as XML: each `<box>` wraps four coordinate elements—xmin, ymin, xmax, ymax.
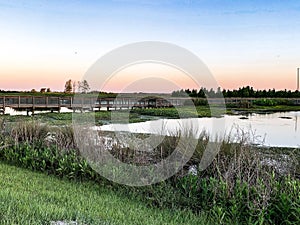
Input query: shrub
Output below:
<box><xmin>253</xmin><ymin>98</ymin><xmax>277</xmax><ymax>106</ymax></box>
<box><xmin>253</xmin><ymin>98</ymin><xmax>295</xmax><ymax>106</ymax></box>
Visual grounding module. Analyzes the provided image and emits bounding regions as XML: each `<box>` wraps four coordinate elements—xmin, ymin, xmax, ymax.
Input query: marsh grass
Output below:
<box><xmin>95</xmin><ymin>125</ymin><xmax>300</xmax><ymax>223</ymax></box>
<box><xmin>0</xmin><ymin>119</ymin><xmax>299</xmax><ymax>224</ymax></box>
<box><xmin>52</xmin><ymin>125</ymin><xmax>77</xmax><ymax>150</ymax></box>
<box><xmin>10</xmin><ymin>120</ymin><xmax>49</xmax><ymax>144</ymax></box>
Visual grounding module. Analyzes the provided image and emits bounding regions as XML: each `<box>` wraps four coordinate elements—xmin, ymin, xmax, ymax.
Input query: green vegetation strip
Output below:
<box><xmin>1</xmin><ymin>110</ymin><xmax>147</xmax><ymax>126</ymax></box>
<box><xmin>1</xmin><ymin>118</ymin><xmax>300</xmax><ymax>224</ymax></box>
<box><xmin>2</xmin><ymin>105</ymin><xmax>300</xmax><ymax>126</ymax></box>
<box><xmin>0</xmin><ymin>162</ymin><xmax>209</xmax><ymax>225</ymax></box>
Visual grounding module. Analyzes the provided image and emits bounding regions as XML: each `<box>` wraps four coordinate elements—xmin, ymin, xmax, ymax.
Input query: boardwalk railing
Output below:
<box><xmin>1</xmin><ymin>96</ymin><xmax>300</xmax><ymax>114</ymax></box>
<box><xmin>0</xmin><ymin>96</ymin><xmax>186</xmax><ymax>114</ymax></box>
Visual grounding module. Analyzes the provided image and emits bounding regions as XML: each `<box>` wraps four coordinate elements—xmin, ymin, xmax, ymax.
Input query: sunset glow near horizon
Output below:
<box><xmin>1</xmin><ymin>0</ymin><xmax>300</xmax><ymax>92</ymax></box>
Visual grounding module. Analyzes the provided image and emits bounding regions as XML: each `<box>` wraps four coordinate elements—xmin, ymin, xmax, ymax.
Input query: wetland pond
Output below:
<box><xmin>4</xmin><ymin>107</ymin><xmax>300</xmax><ymax>148</ymax></box>
<box><xmin>99</xmin><ymin>111</ymin><xmax>300</xmax><ymax>148</ymax></box>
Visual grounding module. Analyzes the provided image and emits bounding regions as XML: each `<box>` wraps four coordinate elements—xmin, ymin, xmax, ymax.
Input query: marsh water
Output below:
<box><xmin>3</xmin><ymin>107</ymin><xmax>74</xmax><ymax>115</ymax></box>
<box><xmin>3</xmin><ymin>107</ymin><xmax>300</xmax><ymax>148</ymax></box>
<box><xmin>100</xmin><ymin>111</ymin><xmax>300</xmax><ymax>148</ymax></box>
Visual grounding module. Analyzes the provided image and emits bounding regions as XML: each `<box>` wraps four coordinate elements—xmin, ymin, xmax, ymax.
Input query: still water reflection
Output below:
<box><xmin>100</xmin><ymin>111</ymin><xmax>300</xmax><ymax>148</ymax></box>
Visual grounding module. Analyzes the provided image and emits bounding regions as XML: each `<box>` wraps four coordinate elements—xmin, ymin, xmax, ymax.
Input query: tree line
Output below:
<box><xmin>0</xmin><ymin>79</ymin><xmax>91</xmax><ymax>94</ymax></box>
<box><xmin>64</xmin><ymin>79</ymin><xmax>90</xmax><ymax>94</ymax></box>
<box><xmin>171</xmin><ymin>86</ymin><xmax>300</xmax><ymax>98</ymax></box>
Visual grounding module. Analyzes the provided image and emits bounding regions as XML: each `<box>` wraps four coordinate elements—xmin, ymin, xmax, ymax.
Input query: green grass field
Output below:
<box><xmin>0</xmin><ymin>162</ymin><xmax>210</xmax><ymax>225</ymax></box>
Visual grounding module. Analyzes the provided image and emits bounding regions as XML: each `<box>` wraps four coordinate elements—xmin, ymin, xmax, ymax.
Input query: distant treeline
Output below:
<box><xmin>0</xmin><ymin>90</ymin><xmax>117</xmax><ymax>98</ymax></box>
<box><xmin>1</xmin><ymin>86</ymin><xmax>300</xmax><ymax>98</ymax></box>
<box><xmin>172</xmin><ymin>86</ymin><xmax>300</xmax><ymax>98</ymax></box>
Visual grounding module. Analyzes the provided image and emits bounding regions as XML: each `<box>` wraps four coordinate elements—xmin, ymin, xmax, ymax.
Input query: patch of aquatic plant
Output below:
<box><xmin>130</xmin><ymin>106</ymin><xmax>227</xmax><ymax>118</ymax></box>
<box><xmin>131</xmin><ymin>106</ymin><xmax>210</xmax><ymax>118</ymax></box>
<box><xmin>230</xmin><ymin>104</ymin><xmax>300</xmax><ymax>113</ymax></box>
<box><xmin>0</xmin><ymin>142</ymin><xmax>98</xmax><ymax>181</ymax></box>
<box><xmin>1</xmin><ymin>110</ymin><xmax>151</xmax><ymax>126</ymax></box>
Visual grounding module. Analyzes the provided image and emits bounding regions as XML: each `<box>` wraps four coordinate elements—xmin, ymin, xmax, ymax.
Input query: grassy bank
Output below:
<box><xmin>1</xmin><ymin>110</ymin><xmax>148</xmax><ymax>126</ymax></box>
<box><xmin>131</xmin><ymin>104</ymin><xmax>300</xmax><ymax>118</ymax></box>
<box><xmin>0</xmin><ymin>162</ymin><xmax>209</xmax><ymax>225</ymax></box>
<box><xmin>2</xmin><ymin>104</ymin><xmax>300</xmax><ymax>126</ymax></box>
<box><xmin>229</xmin><ymin>104</ymin><xmax>300</xmax><ymax>113</ymax></box>
<box><xmin>0</xmin><ymin>119</ymin><xmax>299</xmax><ymax>224</ymax></box>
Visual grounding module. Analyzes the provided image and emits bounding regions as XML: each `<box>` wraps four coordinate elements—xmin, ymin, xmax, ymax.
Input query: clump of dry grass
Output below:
<box><xmin>6</xmin><ymin>120</ymin><xmax>78</xmax><ymax>152</ymax></box>
<box><xmin>10</xmin><ymin>120</ymin><xmax>49</xmax><ymax>144</ymax></box>
<box><xmin>51</xmin><ymin>125</ymin><xmax>77</xmax><ymax>151</ymax></box>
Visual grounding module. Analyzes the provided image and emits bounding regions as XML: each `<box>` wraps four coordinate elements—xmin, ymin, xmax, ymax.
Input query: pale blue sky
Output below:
<box><xmin>1</xmin><ymin>0</ymin><xmax>300</xmax><ymax>91</ymax></box>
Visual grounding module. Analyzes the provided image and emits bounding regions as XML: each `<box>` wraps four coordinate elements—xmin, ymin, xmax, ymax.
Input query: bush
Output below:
<box><xmin>0</xmin><ymin>142</ymin><xmax>98</xmax><ymax>181</ymax></box>
<box><xmin>253</xmin><ymin>98</ymin><xmax>296</xmax><ymax>106</ymax></box>
<box><xmin>253</xmin><ymin>98</ymin><xmax>277</xmax><ymax>106</ymax></box>
<box><xmin>184</xmin><ymin>99</ymin><xmax>208</xmax><ymax>106</ymax></box>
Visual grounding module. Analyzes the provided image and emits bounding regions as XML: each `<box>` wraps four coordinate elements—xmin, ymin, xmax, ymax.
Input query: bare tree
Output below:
<box><xmin>72</xmin><ymin>81</ymin><xmax>77</xmax><ymax>93</ymax></box>
<box><xmin>78</xmin><ymin>80</ymin><xmax>90</xmax><ymax>93</ymax></box>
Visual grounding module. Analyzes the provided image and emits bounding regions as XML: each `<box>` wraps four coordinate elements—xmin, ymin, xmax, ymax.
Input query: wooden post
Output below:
<box><xmin>32</xmin><ymin>96</ymin><xmax>34</xmax><ymax>111</ymax></box>
<box><xmin>58</xmin><ymin>97</ymin><xmax>61</xmax><ymax>113</ymax></box>
<box><xmin>90</xmin><ymin>97</ymin><xmax>93</xmax><ymax>111</ymax></box>
<box><xmin>98</xmin><ymin>98</ymin><xmax>101</xmax><ymax>111</ymax></box>
<box><xmin>0</xmin><ymin>97</ymin><xmax>4</xmax><ymax>114</ymax></box>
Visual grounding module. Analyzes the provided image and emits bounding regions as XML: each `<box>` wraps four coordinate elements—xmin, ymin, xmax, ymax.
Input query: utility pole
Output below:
<box><xmin>297</xmin><ymin>68</ymin><xmax>300</xmax><ymax>91</ymax></box>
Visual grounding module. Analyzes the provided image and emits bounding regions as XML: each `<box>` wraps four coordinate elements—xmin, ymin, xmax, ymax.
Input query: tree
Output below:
<box><xmin>198</xmin><ymin>88</ymin><xmax>206</xmax><ymax>98</ymax></box>
<box><xmin>72</xmin><ymin>81</ymin><xmax>77</xmax><ymax>93</ymax></box>
<box><xmin>185</xmin><ymin>89</ymin><xmax>191</xmax><ymax>95</ymax></box>
<box><xmin>190</xmin><ymin>89</ymin><xmax>198</xmax><ymax>97</ymax></box>
<box><xmin>64</xmin><ymin>79</ymin><xmax>73</xmax><ymax>93</ymax></box>
<box><xmin>216</xmin><ymin>87</ymin><xmax>222</xmax><ymax>97</ymax></box>
<box><xmin>78</xmin><ymin>80</ymin><xmax>90</xmax><ymax>93</ymax></box>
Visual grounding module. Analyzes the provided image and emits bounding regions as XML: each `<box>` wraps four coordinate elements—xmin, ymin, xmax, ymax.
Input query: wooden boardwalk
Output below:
<box><xmin>0</xmin><ymin>96</ymin><xmax>300</xmax><ymax>115</ymax></box>
<box><xmin>0</xmin><ymin>96</ymin><xmax>185</xmax><ymax>114</ymax></box>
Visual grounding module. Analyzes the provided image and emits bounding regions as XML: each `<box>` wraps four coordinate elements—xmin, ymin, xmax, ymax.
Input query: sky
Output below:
<box><xmin>1</xmin><ymin>0</ymin><xmax>300</xmax><ymax>92</ymax></box>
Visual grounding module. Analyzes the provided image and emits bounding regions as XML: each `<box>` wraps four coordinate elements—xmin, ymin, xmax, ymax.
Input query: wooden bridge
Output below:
<box><xmin>0</xmin><ymin>96</ymin><xmax>300</xmax><ymax>115</ymax></box>
<box><xmin>0</xmin><ymin>96</ymin><xmax>185</xmax><ymax>115</ymax></box>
